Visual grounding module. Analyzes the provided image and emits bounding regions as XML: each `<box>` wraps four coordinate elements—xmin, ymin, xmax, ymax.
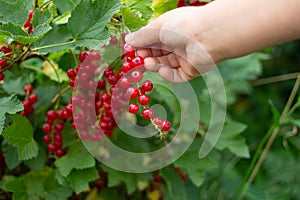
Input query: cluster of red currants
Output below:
<box><xmin>23</xmin><ymin>10</ymin><xmax>34</xmax><ymax>33</ymax></box>
<box><xmin>0</xmin><ymin>45</ymin><xmax>12</xmax><ymax>81</ymax></box>
<box><xmin>177</xmin><ymin>0</ymin><xmax>209</xmax><ymax>7</ymax></box>
<box><xmin>20</xmin><ymin>85</ymin><xmax>38</xmax><ymax>116</ymax></box>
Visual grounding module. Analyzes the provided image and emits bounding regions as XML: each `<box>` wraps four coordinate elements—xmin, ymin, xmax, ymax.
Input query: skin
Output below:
<box><xmin>125</xmin><ymin>0</ymin><xmax>300</xmax><ymax>82</ymax></box>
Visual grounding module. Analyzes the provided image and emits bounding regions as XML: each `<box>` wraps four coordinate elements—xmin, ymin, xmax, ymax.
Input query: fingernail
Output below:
<box><xmin>125</xmin><ymin>33</ymin><xmax>135</xmax><ymax>43</ymax></box>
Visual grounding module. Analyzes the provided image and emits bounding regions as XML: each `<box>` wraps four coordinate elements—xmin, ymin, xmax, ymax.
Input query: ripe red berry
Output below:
<box><xmin>142</xmin><ymin>108</ymin><xmax>154</xmax><ymax>120</ymax></box>
<box><xmin>56</xmin><ymin>109</ymin><xmax>65</xmax><ymax>120</ymax></box>
<box><xmin>131</xmin><ymin>70</ymin><xmax>143</xmax><ymax>82</ymax></box>
<box><xmin>101</xmin><ymin>93</ymin><xmax>111</xmax><ymax>103</ymax></box>
<box><xmin>42</xmin><ymin>123</ymin><xmax>52</xmax><ymax>133</ymax></box>
<box><xmin>28</xmin><ymin>94</ymin><xmax>38</xmax><ymax>104</ymax></box>
<box><xmin>66</xmin><ymin>103</ymin><xmax>73</xmax><ymax>114</ymax></box>
<box><xmin>55</xmin><ymin>122</ymin><xmax>64</xmax><ymax>131</ymax></box>
<box><xmin>119</xmin><ymin>77</ymin><xmax>131</xmax><ymax>88</ymax></box>
<box><xmin>108</xmin><ymin>74</ymin><xmax>118</xmax><ymax>85</ymax></box>
<box><xmin>0</xmin><ymin>59</ymin><xmax>7</xmax><ymax>67</ymax></box>
<box><xmin>53</xmin><ymin>141</ymin><xmax>62</xmax><ymax>148</ymax></box>
<box><xmin>131</xmin><ymin>56</ymin><xmax>144</xmax><ymax>68</ymax></box>
<box><xmin>123</xmin><ymin>44</ymin><xmax>135</xmax><ymax>58</ymax></box>
<box><xmin>128</xmin><ymin>103</ymin><xmax>139</xmax><ymax>114</ymax></box>
<box><xmin>161</xmin><ymin>120</ymin><xmax>171</xmax><ymax>131</ymax></box>
<box><xmin>0</xmin><ymin>72</ymin><xmax>4</xmax><ymax>81</ymax></box>
<box><xmin>55</xmin><ymin>149</ymin><xmax>64</xmax><ymax>157</ymax></box>
<box><xmin>90</xmin><ymin>51</ymin><xmax>101</xmax><ymax>60</ymax></box>
<box><xmin>46</xmin><ymin>110</ymin><xmax>57</xmax><ymax>121</ymax></box>
<box><xmin>153</xmin><ymin>117</ymin><xmax>162</xmax><ymax>126</ymax></box>
<box><xmin>43</xmin><ymin>135</ymin><xmax>52</xmax><ymax>144</ymax></box>
<box><xmin>125</xmin><ymin>86</ymin><xmax>139</xmax><ymax>100</ymax></box>
<box><xmin>69</xmin><ymin>79</ymin><xmax>75</xmax><ymax>87</ymax></box>
<box><xmin>97</xmin><ymin>80</ymin><xmax>106</xmax><ymax>90</ymax></box>
<box><xmin>23</xmin><ymin>84</ymin><xmax>34</xmax><ymax>94</ymax></box>
<box><xmin>47</xmin><ymin>144</ymin><xmax>56</xmax><ymax>152</ymax></box>
<box><xmin>122</xmin><ymin>60</ymin><xmax>133</xmax><ymax>73</ymax></box>
<box><xmin>0</xmin><ymin>46</ymin><xmax>11</xmax><ymax>54</ymax></box>
<box><xmin>142</xmin><ymin>80</ymin><xmax>153</xmax><ymax>92</ymax></box>
<box><xmin>67</xmin><ymin>69</ymin><xmax>77</xmax><ymax>80</ymax></box>
<box><xmin>104</xmin><ymin>68</ymin><xmax>113</xmax><ymax>78</ymax></box>
<box><xmin>138</xmin><ymin>94</ymin><xmax>150</xmax><ymax>106</ymax></box>
<box><xmin>78</xmin><ymin>52</ymin><xmax>89</xmax><ymax>63</ymax></box>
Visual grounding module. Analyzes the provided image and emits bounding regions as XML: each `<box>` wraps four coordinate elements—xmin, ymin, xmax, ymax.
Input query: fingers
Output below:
<box><xmin>125</xmin><ymin>24</ymin><xmax>161</xmax><ymax>47</ymax></box>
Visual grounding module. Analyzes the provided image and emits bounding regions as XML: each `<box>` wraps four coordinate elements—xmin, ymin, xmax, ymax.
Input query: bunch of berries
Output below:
<box><xmin>0</xmin><ymin>46</ymin><xmax>12</xmax><ymax>81</ymax></box>
<box><xmin>20</xmin><ymin>84</ymin><xmax>39</xmax><ymax>116</ymax></box>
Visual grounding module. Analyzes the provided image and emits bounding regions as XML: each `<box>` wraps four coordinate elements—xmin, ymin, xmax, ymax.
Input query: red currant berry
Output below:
<box><xmin>142</xmin><ymin>108</ymin><xmax>154</xmax><ymax>120</ymax></box>
<box><xmin>138</xmin><ymin>94</ymin><xmax>150</xmax><ymax>106</ymax></box>
<box><xmin>153</xmin><ymin>117</ymin><xmax>162</xmax><ymax>126</ymax></box>
<box><xmin>23</xmin><ymin>84</ymin><xmax>33</xmax><ymax>94</ymax></box>
<box><xmin>131</xmin><ymin>70</ymin><xmax>143</xmax><ymax>82</ymax></box>
<box><xmin>78</xmin><ymin>52</ymin><xmax>89</xmax><ymax>63</ymax></box>
<box><xmin>119</xmin><ymin>77</ymin><xmax>131</xmax><ymax>88</ymax></box>
<box><xmin>47</xmin><ymin>144</ymin><xmax>56</xmax><ymax>152</ymax></box>
<box><xmin>28</xmin><ymin>10</ymin><xmax>34</xmax><ymax>18</ymax></box>
<box><xmin>100</xmin><ymin>122</ymin><xmax>108</xmax><ymax>130</ymax></box>
<box><xmin>42</xmin><ymin>123</ymin><xmax>52</xmax><ymax>133</ymax></box>
<box><xmin>101</xmin><ymin>93</ymin><xmax>111</xmax><ymax>103</ymax></box>
<box><xmin>66</xmin><ymin>103</ymin><xmax>73</xmax><ymax>114</ymax></box>
<box><xmin>0</xmin><ymin>72</ymin><xmax>4</xmax><ymax>81</ymax></box>
<box><xmin>104</xmin><ymin>103</ymin><xmax>112</xmax><ymax>113</ymax></box>
<box><xmin>55</xmin><ymin>149</ymin><xmax>65</xmax><ymax>157</ymax></box>
<box><xmin>67</xmin><ymin>69</ymin><xmax>77</xmax><ymax>80</ymax></box>
<box><xmin>0</xmin><ymin>59</ymin><xmax>7</xmax><ymax>67</ymax></box>
<box><xmin>95</xmin><ymin>101</ymin><xmax>103</xmax><ymax>110</ymax></box>
<box><xmin>108</xmin><ymin>74</ymin><xmax>118</xmax><ymax>85</ymax></box>
<box><xmin>63</xmin><ymin>109</ymin><xmax>72</xmax><ymax>119</ymax></box>
<box><xmin>90</xmin><ymin>51</ymin><xmax>101</xmax><ymax>60</ymax></box>
<box><xmin>43</xmin><ymin>135</ymin><xmax>52</xmax><ymax>144</ymax></box>
<box><xmin>122</xmin><ymin>60</ymin><xmax>132</xmax><ymax>73</ymax></box>
<box><xmin>125</xmin><ymin>86</ymin><xmax>139</xmax><ymax>100</ymax></box>
<box><xmin>0</xmin><ymin>46</ymin><xmax>11</xmax><ymax>54</ymax></box>
<box><xmin>110</xmin><ymin>36</ymin><xmax>118</xmax><ymax>45</ymax></box>
<box><xmin>117</xmin><ymin>70</ymin><xmax>125</xmax><ymax>79</ymax></box>
<box><xmin>161</xmin><ymin>120</ymin><xmax>171</xmax><ymax>131</ymax></box>
<box><xmin>53</xmin><ymin>141</ymin><xmax>62</xmax><ymax>148</ymax></box>
<box><xmin>55</xmin><ymin>122</ymin><xmax>64</xmax><ymax>131</ymax></box>
<box><xmin>104</xmin><ymin>68</ymin><xmax>114</xmax><ymax>78</ymax></box>
<box><xmin>131</xmin><ymin>56</ymin><xmax>144</xmax><ymax>68</ymax></box>
<box><xmin>56</xmin><ymin>109</ymin><xmax>65</xmax><ymax>120</ymax></box>
<box><xmin>22</xmin><ymin>100</ymin><xmax>31</xmax><ymax>110</ymax></box>
<box><xmin>142</xmin><ymin>80</ymin><xmax>153</xmax><ymax>92</ymax></box>
<box><xmin>123</xmin><ymin>44</ymin><xmax>135</xmax><ymax>58</ymax></box>
<box><xmin>46</xmin><ymin>110</ymin><xmax>57</xmax><ymax>121</ymax></box>
<box><xmin>28</xmin><ymin>94</ymin><xmax>38</xmax><ymax>104</ymax></box>
<box><xmin>97</xmin><ymin>80</ymin><xmax>106</xmax><ymax>90</ymax></box>
<box><xmin>128</xmin><ymin>103</ymin><xmax>139</xmax><ymax>114</ymax></box>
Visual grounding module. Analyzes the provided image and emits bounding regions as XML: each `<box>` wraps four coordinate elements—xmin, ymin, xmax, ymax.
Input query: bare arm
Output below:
<box><xmin>125</xmin><ymin>0</ymin><xmax>300</xmax><ymax>82</ymax></box>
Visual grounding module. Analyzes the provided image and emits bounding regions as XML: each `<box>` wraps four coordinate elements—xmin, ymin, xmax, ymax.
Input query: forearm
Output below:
<box><xmin>202</xmin><ymin>0</ymin><xmax>300</xmax><ymax>61</ymax></box>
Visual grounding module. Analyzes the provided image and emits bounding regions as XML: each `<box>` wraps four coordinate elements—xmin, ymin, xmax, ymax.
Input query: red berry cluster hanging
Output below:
<box><xmin>23</xmin><ymin>10</ymin><xmax>34</xmax><ymax>33</ymax></box>
<box><xmin>20</xmin><ymin>84</ymin><xmax>39</xmax><ymax>116</ymax></box>
<box><xmin>0</xmin><ymin>46</ymin><xmax>12</xmax><ymax>81</ymax></box>
<box><xmin>177</xmin><ymin>0</ymin><xmax>210</xmax><ymax>7</ymax></box>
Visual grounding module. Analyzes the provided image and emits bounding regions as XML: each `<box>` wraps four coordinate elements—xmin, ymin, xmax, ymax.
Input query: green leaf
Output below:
<box><xmin>31</xmin><ymin>9</ymin><xmax>52</xmax><ymax>27</ymax></box>
<box><xmin>0</xmin><ymin>0</ymin><xmax>28</xmax><ymax>25</ymax></box>
<box><xmin>66</xmin><ymin>167</ymin><xmax>99</xmax><ymax>194</ymax></box>
<box><xmin>55</xmin><ymin>142</ymin><xmax>95</xmax><ymax>177</ymax></box>
<box><xmin>2</xmin><ymin>114</ymin><xmax>39</xmax><ymax>160</ymax></box>
<box><xmin>152</xmin><ymin>0</ymin><xmax>177</xmax><ymax>18</ymax></box>
<box><xmin>125</xmin><ymin>0</ymin><xmax>153</xmax><ymax>20</ymax></box>
<box><xmin>68</xmin><ymin>0</ymin><xmax>120</xmax><ymax>49</ymax></box>
<box><xmin>43</xmin><ymin>171</ymin><xmax>73</xmax><ymax>200</ymax></box>
<box><xmin>24</xmin><ymin>146</ymin><xmax>46</xmax><ymax>170</ymax></box>
<box><xmin>160</xmin><ymin>167</ymin><xmax>187</xmax><ymax>200</ymax></box>
<box><xmin>54</xmin><ymin>0</ymin><xmax>80</xmax><ymax>13</ymax></box>
<box><xmin>1</xmin><ymin>141</ymin><xmax>21</xmax><ymax>170</ymax></box>
<box><xmin>102</xmin><ymin>165</ymin><xmax>152</xmax><ymax>194</ymax></box>
<box><xmin>0</xmin><ymin>94</ymin><xmax>23</xmax><ymax>134</ymax></box>
<box><xmin>29</xmin><ymin>24</ymin><xmax>52</xmax><ymax>41</ymax></box>
<box><xmin>121</xmin><ymin>7</ymin><xmax>147</xmax><ymax>31</ymax></box>
<box><xmin>41</xmin><ymin>60</ymin><xmax>69</xmax><ymax>83</ymax></box>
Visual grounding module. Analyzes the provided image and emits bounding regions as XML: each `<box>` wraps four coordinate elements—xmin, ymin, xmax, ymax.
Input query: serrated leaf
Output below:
<box><xmin>66</xmin><ymin>167</ymin><xmax>99</xmax><ymax>194</ymax></box>
<box><xmin>2</xmin><ymin>114</ymin><xmax>39</xmax><ymax>160</ymax></box>
<box><xmin>102</xmin><ymin>165</ymin><xmax>152</xmax><ymax>194</ymax></box>
<box><xmin>0</xmin><ymin>94</ymin><xmax>23</xmax><ymax>134</ymax></box>
<box><xmin>0</xmin><ymin>0</ymin><xmax>28</xmax><ymax>25</ymax></box>
<box><xmin>2</xmin><ymin>141</ymin><xmax>21</xmax><ymax>170</ymax></box>
<box><xmin>41</xmin><ymin>60</ymin><xmax>69</xmax><ymax>83</ymax></box>
<box><xmin>24</xmin><ymin>146</ymin><xmax>46</xmax><ymax>170</ymax></box>
<box><xmin>125</xmin><ymin>0</ymin><xmax>153</xmax><ymax>20</ymax></box>
<box><xmin>160</xmin><ymin>167</ymin><xmax>187</xmax><ymax>200</ymax></box>
<box><xmin>31</xmin><ymin>9</ymin><xmax>52</xmax><ymax>27</ymax></box>
<box><xmin>68</xmin><ymin>0</ymin><xmax>120</xmax><ymax>49</ymax></box>
<box><xmin>55</xmin><ymin>142</ymin><xmax>95</xmax><ymax>177</ymax></box>
<box><xmin>121</xmin><ymin>7</ymin><xmax>147</xmax><ymax>31</ymax></box>
<box><xmin>29</xmin><ymin>24</ymin><xmax>52</xmax><ymax>41</ymax></box>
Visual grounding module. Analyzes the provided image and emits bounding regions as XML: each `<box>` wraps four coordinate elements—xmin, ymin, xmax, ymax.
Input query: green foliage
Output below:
<box><xmin>2</xmin><ymin>114</ymin><xmax>39</xmax><ymax>160</ymax></box>
<box><xmin>0</xmin><ymin>0</ymin><xmax>28</xmax><ymax>25</ymax></box>
<box><xmin>0</xmin><ymin>94</ymin><xmax>23</xmax><ymax>134</ymax></box>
